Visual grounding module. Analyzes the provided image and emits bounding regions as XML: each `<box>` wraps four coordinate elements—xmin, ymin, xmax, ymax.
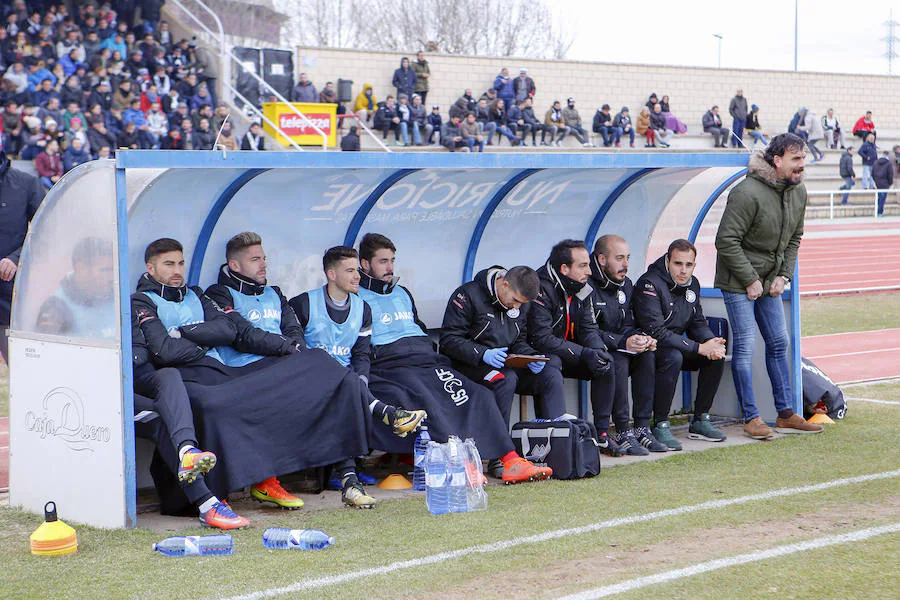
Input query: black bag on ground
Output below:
<box><xmin>801</xmin><ymin>357</ymin><xmax>847</xmax><ymax>419</ymax></box>
<box><xmin>511</xmin><ymin>419</ymin><xmax>600</xmax><ymax>479</ymax></box>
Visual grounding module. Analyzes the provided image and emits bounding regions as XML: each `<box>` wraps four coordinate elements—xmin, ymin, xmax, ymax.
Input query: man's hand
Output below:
<box><xmin>769</xmin><ymin>276</ymin><xmax>787</xmax><ymax>297</ymax></box>
<box><xmin>625</xmin><ymin>334</ymin><xmax>653</xmax><ymax>353</ymax></box>
<box><xmin>698</xmin><ymin>337</ymin><xmax>726</xmax><ymax>360</ymax></box>
<box><xmin>527</xmin><ymin>356</ymin><xmax>546</xmax><ymax>374</ymax></box>
<box><xmin>482</xmin><ymin>346</ymin><xmax>508</xmax><ymax>369</ymax></box>
<box><xmin>0</xmin><ymin>258</ymin><xmax>17</xmax><ymax>281</ymax></box>
<box><xmin>746</xmin><ymin>279</ymin><xmax>763</xmax><ymax>300</ymax></box>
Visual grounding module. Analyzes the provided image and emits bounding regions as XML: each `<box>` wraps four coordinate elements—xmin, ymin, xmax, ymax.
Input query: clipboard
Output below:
<box><xmin>504</xmin><ymin>354</ymin><xmax>551</xmax><ymax>368</ymax></box>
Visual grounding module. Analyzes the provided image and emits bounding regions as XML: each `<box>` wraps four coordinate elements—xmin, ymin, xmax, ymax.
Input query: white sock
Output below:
<box><xmin>198</xmin><ymin>496</ymin><xmax>219</xmax><ymax>514</ymax></box>
<box><xmin>178</xmin><ymin>444</ymin><xmax>197</xmax><ymax>461</ymax></box>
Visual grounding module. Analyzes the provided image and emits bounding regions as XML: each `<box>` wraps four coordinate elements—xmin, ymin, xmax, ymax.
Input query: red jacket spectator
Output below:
<box><xmin>35</xmin><ymin>149</ymin><xmax>63</xmax><ymax>179</ymax></box>
<box><xmin>853</xmin><ymin>114</ymin><xmax>875</xmax><ymax>135</ymax></box>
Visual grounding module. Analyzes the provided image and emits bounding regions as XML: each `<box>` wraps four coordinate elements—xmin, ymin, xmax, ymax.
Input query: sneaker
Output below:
<box><xmin>501</xmin><ymin>456</ymin><xmax>552</xmax><ymax>484</ymax></box>
<box><xmin>389</xmin><ymin>409</ymin><xmax>427</xmax><ymax>437</ymax></box>
<box><xmin>250</xmin><ymin>477</ymin><xmax>305</xmax><ymax>509</ymax></box>
<box><xmin>614</xmin><ymin>429</ymin><xmax>649</xmax><ymax>456</ymax></box>
<box><xmin>465</xmin><ymin>460</ymin><xmax>488</xmax><ymax>487</ymax></box>
<box><xmin>597</xmin><ymin>431</ymin><xmax>624</xmax><ymax>457</ymax></box>
<box><xmin>652</xmin><ymin>421</ymin><xmax>682</xmax><ymax>451</ymax></box>
<box><xmin>615</xmin><ymin>141</ymin><xmax>621</xmax><ymax>147</ymax></box>
<box><xmin>395</xmin><ymin>141</ymin><xmax>405</xmax><ymax>146</ymax></box>
<box><xmin>688</xmin><ymin>414</ymin><xmax>727</xmax><ymax>442</ymax></box>
<box><xmin>342</xmin><ymin>480</ymin><xmax>377</xmax><ymax>509</ymax></box>
<box><xmin>634</xmin><ymin>426</ymin><xmax>669</xmax><ymax>453</ymax></box>
<box><xmin>487</xmin><ymin>458</ymin><xmax>505</xmax><ymax>479</ymax></box>
<box><xmin>775</xmin><ymin>413</ymin><xmax>824</xmax><ymax>434</ymax></box>
<box><xmin>357</xmin><ymin>470</ymin><xmax>377</xmax><ymax>485</ymax></box>
<box><xmin>743</xmin><ymin>416</ymin><xmax>775</xmax><ymax>440</ymax></box>
<box><xmin>199</xmin><ymin>500</ymin><xmax>250</xmax><ymax>530</ymax></box>
<box><xmin>177</xmin><ymin>448</ymin><xmax>216</xmax><ymax>484</ymax></box>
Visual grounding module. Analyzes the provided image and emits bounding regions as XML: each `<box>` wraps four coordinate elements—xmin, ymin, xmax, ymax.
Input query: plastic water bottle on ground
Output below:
<box><xmin>463</xmin><ymin>438</ymin><xmax>488</xmax><ymax>512</ymax></box>
<box><xmin>447</xmin><ymin>437</ymin><xmax>468</xmax><ymax>513</ymax></box>
<box><xmin>262</xmin><ymin>528</ymin><xmax>334</xmax><ymax>550</ymax></box>
<box><xmin>413</xmin><ymin>424</ymin><xmax>431</xmax><ymax>491</ymax></box>
<box><xmin>153</xmin><ymin>534</ymin><xmax>233</xmax><ymax>557</ymax></box>
<box><xmin>425</xmin><ymin>441</ymin><xmax>449</xmax><ymax>515</ymax></box>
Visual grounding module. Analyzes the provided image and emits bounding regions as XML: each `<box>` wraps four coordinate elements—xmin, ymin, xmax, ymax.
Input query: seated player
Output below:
<box><xmin>633</xmin><ymin>239</ymin><xmax>727</xmax><ymax>451</ymax></box>
<box><xmin>205</xmin><ymin>233</ymin><xmax>425</xmax><ymax>508</ymax></box>
<box><xmin>587</xmin><ymin>235</ymin><xmax>667</xmax><ymax>455</ymax></box>
<box><xmin>355</xmin><ymin>233</ymin><xmax>551</xmax><ymax>484</ymax></box>
<box><xmin>439</xmin><ymin>265</ymin><xmax>569</xmax><ymax>478</ymax></box>
<box><xmin>527</xmin><ymin>240</ymin><xmax>621</xmax><ymax>456</ymax></box>
<box><xmin>133</xmin><ymin>238</ymin><xmax>375</xmax><ymax>509</ymax></box>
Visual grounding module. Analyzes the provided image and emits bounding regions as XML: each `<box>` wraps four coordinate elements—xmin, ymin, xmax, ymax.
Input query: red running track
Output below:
<box><xmin>798</xmin><ymin>235</ymin><xmax>900</xmax><ymax>294</ymax></box>
<box><xmin>803</xmin><ymin>329</ymin><xmax>900</xmax><ymax>384</ymax></box>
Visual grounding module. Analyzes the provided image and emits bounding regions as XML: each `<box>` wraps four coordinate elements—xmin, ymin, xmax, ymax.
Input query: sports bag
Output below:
<box><xmin>801</xmin><ymin>357</ymin><xmax>847</xmax><ymax>419</ymax></box>
<box><xmin>511</xmin><ymin>418</ymin><xmax>600</xmax><ymax>480</ymax></box>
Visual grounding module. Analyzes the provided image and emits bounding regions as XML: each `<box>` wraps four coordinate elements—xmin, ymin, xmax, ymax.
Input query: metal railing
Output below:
<box><xmin>807</xmin><ymin>188</ymin><xmax>898</xmax><ymax>219</ymax></box>
<box><xmin>168</xmin><ymin>0</ymin><xmax>328</xmax><ymax>151</ymax></box>
<box><xmin>336</xmin><ymin>114</ymin><xmax>391</xmax><ymax>152</ymax></box>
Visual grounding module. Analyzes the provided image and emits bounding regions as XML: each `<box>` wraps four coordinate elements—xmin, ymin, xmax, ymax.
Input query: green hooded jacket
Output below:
<box><xmin>714</xmin><ymin>153</ymin><xmax>807</xmax><ymax>294</ymax></box>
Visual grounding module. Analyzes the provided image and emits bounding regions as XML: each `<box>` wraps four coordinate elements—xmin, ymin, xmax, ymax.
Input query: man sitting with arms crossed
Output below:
<box><xmin>632</xmin><ymin>239</ymin><xmax>727</xmax><ymax>451</ymax></box>
<box><xmin>205</xmin><ymin>233</ymin><xmax>426</xmax><ymax>508</ymax></box>
<box><xmin>356</xmin><ymin>233</ymin><xmax>552</xmax><ymax>484</ymax></box>
<box><xmin>587</xmin><ymin>235</ymin><xmax>668</xmax><ymax>455</ymax></box>
<box><xmin>527</xmin><ymin>239</ymin><xmax>621</xmax><ymax>456</ymax></box>
<box><xmin>439</xmin><ymin>264</ymin><xmax>568</xmax><ymax>478</ymax></box>
<box><xmin>133</xmin><ymin>238</ymin><xmax>376</xmax><ymax>511</ymax></box>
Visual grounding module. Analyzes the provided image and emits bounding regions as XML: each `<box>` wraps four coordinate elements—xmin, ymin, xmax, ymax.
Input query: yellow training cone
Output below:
<box><xmin>378</xmin><ymin>474</ymin><xmax>413</xmax><ymax>490</ymax></box>
<box><xmin>30</xmin><ymin>502</ymin><xmax>78</xmax><ymax>556</ymax></box>
<box><xmin>808</xmin><ymin>413</ymin><xmax>835</xmax><ymax>425</ymax></box>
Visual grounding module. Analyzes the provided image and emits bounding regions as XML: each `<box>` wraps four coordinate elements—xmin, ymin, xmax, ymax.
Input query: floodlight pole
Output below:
<box><xmin>794</xmin><ymin>0</ymin><xmax>799</xmax><ymax>71</ymax></box>
<box><xmin>713</xmin><ymin>34</ymin><xmax>723</xmax><ymax>68</ymax></box>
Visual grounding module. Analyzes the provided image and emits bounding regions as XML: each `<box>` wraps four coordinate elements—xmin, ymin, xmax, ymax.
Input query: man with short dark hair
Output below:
<box><xmin>728</xmin><ymin>89</ymin><xmax>748</xmax><ymax>148</ymax></box>
<box><xmin>612</xmin><ymin>106</ymin><xmax>635</xmax><ymax>148</ymax></box>
<box><xmin>839</xmin><ymin>146</ymin><xmax>856</xmax><ymax>204</ymax></box>
<box><xmin>592</xmin><ymin>104</ymin><xmax>617</xmax><ymax>147</ymax></box>
<box><xmin>340</xmin><ymin>125</ymin><xmax>361</xmax><ymax>151</ymax></box>
<box><xmin>852</xmin><ymin>110</ymin><xmax>876</xmax><ymax>141</ymax></box>
<box><xmin>527</xmin><ymin>240</ymin><xmax>622</xmax><ymax>456</ymax></box>
<box><xmin>413</xmin><ymin>51</ymin><xmax>430</xmax><ymax>105</ymax></box>
<box><xmin>633</xmin><ymin>239</ymin><xmax>727</xmax><ymax>450</ymax></box>
<box><xmin>873</xmin><ymin>150</ymin><xmax>894</xmax><ymax>217</ymax></box>
<box><xmin>702</xmin><ymin>105</ymin><xmax>729</xmax><ymax>147</ymax></box>
<box><xmin>441</xmin><ymin>114</ymin><xmax>472</xmax><ymax>152</ymax></box>
<box><xmin>716</xmin><ymin>133</ymin><xmax>823</xmax><ymax>438</ymax></box>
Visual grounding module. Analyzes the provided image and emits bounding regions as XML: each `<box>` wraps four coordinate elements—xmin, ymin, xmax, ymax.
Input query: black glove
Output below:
<box><xmin>581</xmin><ymin>347</ymin><xmax>612</xmax><ymax>376</ymax></box>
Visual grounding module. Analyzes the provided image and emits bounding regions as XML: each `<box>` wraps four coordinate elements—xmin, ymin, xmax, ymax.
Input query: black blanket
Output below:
<box><xmin>368</xmin><ymin>337</ymin><xmax>514</xmax><ymax>460</ymax></box>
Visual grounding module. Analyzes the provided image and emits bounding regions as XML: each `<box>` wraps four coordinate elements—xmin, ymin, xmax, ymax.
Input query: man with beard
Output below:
<box><xmin>633</xmin><ymin>239</ymin><xmax>727</xmax><ymax>451</ymax></box>
<box><xmin>527</xmin><ymin>240</ymin><xmax>621</xmax><ymax>456</ymax></box>
<box><xmin>715</xmin><ymin>133</ymin><xmax>823</xmax><ymax>439</ymax></box>
<box><xmin>356</xmin><ymin>233</ymin><xmax>552</xmax><ymax>484</ymax></box>
<box><xmin>587</xmin><ymin>235</ymin><xmax>667</xmax><ymax>455</ymax></box>
<box><xmin>205</xmin><ymin>234</ymin><xmax>426</xmax><ymax>508</ymax></box>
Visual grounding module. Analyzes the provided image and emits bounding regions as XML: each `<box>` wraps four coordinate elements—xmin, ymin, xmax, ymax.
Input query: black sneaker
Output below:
<box><xmin>597</xmin><ymin>431</ymin><xmax>624</xmax><ymax>457</ymax></box>
<box><xmin>486</xmin><ymin>458</ymin><xmax>505</xmax><ymax>479</ymax></box>
<box><xmin>635</xmin><ymin>426</ymin><xmax>669</xmax><ymax>453</ymax></box>
<box><xmin>615</xmin><ymin>429</ymin><xmax>650</xmax><ymax>456</ymax></box>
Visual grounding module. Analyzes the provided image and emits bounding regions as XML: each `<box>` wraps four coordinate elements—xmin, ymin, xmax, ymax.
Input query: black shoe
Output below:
<box><xmin>635</xmin><ymin>426</ymin><xmax>670</xmax><ymax>453</ymax></box>
<box><xmin>615</xmin><ymin>429</ymin><xmax>649</xmax><ymax>456</ymax></box>
<box><xmin>597</xmin><ymin>431</ymin><xmax>624</xmax><ymax>457</ymax></box>
<box><xmin>487</xmin><ymin>458</ymin><xmax>505</xmax><ymax>479</ymax></box>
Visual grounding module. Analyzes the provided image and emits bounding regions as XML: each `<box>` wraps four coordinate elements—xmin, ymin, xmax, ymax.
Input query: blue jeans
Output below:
<box><xmin>747</xmin><ymin>130</ymin><xmax>767</xmax><ymax>145</ymax></box>
<box><xmin>597</xmin><ymin>125</ymin><xmax>618</xmax><ymax>146</ymax></box>
<box><xmin>620</xmin><ymin>127</ymin><xmax>636</xmax><ymax>145</ymax></box>
<box><xmin>877</xmin><ymin>189</ymin><xmax>888</xmax><ymax>215</ymax></box>
<box><xmin>839</xmin><ymin>177</ymin><xmax>855</xmax><ymax>203</ymax></box>
<box><xmin>40</xmin><ymin>176</ymin><xmax>55</xmax><ymax>190</ymax></box>
<box><xmin>722</xmin><ymin>290</ymin><xmax>793</xmax><ymax>421</ymax></box>
<box><xmin>410</xmin><ymin>122</ymin><xmax>424</xmax><ymax>145</ymax></box>
<box><xmin>731</xmin><ymin>117</ymin><xmax>744</xmax><ymax>146</ymax></box>
<box><xmin>399</xmin><ymin>121</ymin><xmax>410</xmax><ymax>145</ymax></box>
<box><xmin>862</xmin><ymin>165</ymin><xmax>874</xmax><ymax>189</ymax></box>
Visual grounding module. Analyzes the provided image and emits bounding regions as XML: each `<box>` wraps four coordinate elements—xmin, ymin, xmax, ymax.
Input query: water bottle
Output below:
<box><xmin>413</xmin><ymin>425</ymin><xmax>431</xmax><ymax>491</ymax></box>
<box><xmin>447</xmin><ymin>437</ymin><xmax>468</xmax><ymax>513</ymax></box>
<box><xmin>153</xmin><ymin>534</ymin><xmax>233</xmax><ymax>557</ymax></box>
<box><xmin>424</xmin><ymin>441</ymin><xmax>449</xmax><ymax>515</ymax></box>
<box><xmin>262</xmin><ymin>528</ymin><xmax>334</xmax><ymax>550</ymax></box>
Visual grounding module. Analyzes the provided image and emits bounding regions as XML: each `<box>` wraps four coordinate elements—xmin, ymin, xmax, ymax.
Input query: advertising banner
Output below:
<box><xmin>262</xmin><ymin>102</ymin><xmax>337</xmax><ymax>147</ymax></box>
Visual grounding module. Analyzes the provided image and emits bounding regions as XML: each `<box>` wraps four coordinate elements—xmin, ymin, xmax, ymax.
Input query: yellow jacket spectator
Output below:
<box><xmin>354</xmin><ymin>83</ymin><xmax>377</xmax><ymax>123</ymax></box>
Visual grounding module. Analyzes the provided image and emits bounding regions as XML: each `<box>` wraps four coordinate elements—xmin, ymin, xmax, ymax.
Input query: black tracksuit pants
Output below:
<box><xmin>561</xmin><ymin>363</ymin><xmax>614</xmax><ymax>434</ymax></box>
<box><xmin>653</xmin><ymin>347</ymin><xmax>725</xmax><ymax>423</ymax></box>
<box><xmin>598</xmin><ymin>350</ymin><xmax>655</xmax><ymax>431</ymax></box>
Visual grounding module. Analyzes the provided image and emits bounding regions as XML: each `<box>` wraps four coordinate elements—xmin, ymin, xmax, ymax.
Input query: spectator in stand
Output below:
<box><xmin>241</xmin><ymin>122</ymin><xmax>265</xmax><ymax>151</ymax></box>
<box><xmin>892</xmin><ymin>145</ymin><xmax>900</xmax><ymax>174</ymax></box>
<box><xmin>373</xmin><ymin>95</ymin><xmax>400</xmax><ymax>143</ymax></box>
<box><xmin>319</xmin><ymin>81</ymin><xmax>346</xmax><ymax>119</ymax></box>
<box><xmin>34</xmin><ymin>138</ymin><xmax>62</xmax><ymax>189</ymax></box>
<box><xmin>193</xmin><ymin>117</ymin><xmax>216</xmax><ymax>150</ymax></box>
<box><xmin>43</xmin><ymin>118</ymin><xmax>64</xmax><ymax>148</ymax></box>
<box><xmin>490</xmin><ymin>98</ymin><xmax>520</xmax><ymax>146</ymax></box>
<box><xmin>392</xmin><ymin>57</ymin><xmax>416</xmax><ymax>101</ymax></box>
<box><xmin>123</xmin><ymin>98</ymin><xmax>153</xmax><ymax>148</ymax></box>
<box><xmin>460</xmin><ymin>112</ymin><xmax>485</xmax><ymax>152</ymax></box>
<box><xmin>493</xmin><ymin>67</ymin><xmax>515</xmax><ymax>108</ymax></box>
<box><xmin>2</xmin><ymin>100</ymin><xmax>24</xmax><ymax>157</ymax></box>
<box><xmin>146</xmin><ymin>101</ymin><xmax>167</xmax><ymax>147</ymax></box>
<box><xmin>788</xmin><ymin>106</ymin><xmax>809</xmax><ymax>141</ymax></box>
<box><xmin>745</xmin><ymin>104</ymin><xmax>768</xmax><ymax>146</ymax></box>
<box><xmin>37</xmin><ymin>96</ymin><xmax>62</xmax><ymax>126</ymax></box>
<box><xmin>479</xmin><ymin>87</ymin><xmax>498</xmax><ymax>106</ymax></box>
<box><xmin>156</xmin><ymin>20</ymin><xmax>173</xmax><ymax>47</ymax></box>
<box><xmin>60</xmin><ymin>75</ymin><xmax>83</xmax><ymax>109</ymax></box>
<box><xmin>64</xmin><ymin>116</ymin><xmax>89</xmax><ymax>151</ymax></box>
<box><xmin>804</xmin><ymin>109</ymin><xmax>824</xmax><ymax>162</ymax></box>
<box><xmin>474</xmin><ymin>97</ymin><xmax>496</xmax><ymax>143</ymax></box>
<box><xmin>636</xmin><ymin>106</ymin><xmax>654</xmax><ymax>147</ymax></box>
<box><xmin>212</xmin><ymin>104</ymin><xmax>230</xmax><ymax>132</ymax></box>
<box><xmin>873</xmin><ymin>151</ymin><xmax>894</xmax><ymax>216</ymax></box>
<box><xmin>190</xmin><ymin>82</ymin><xmax>213</xmax><ymax>113</ymax></box>
<box><xmin>521</xmin><ymin>98</ymin><xmax>543</xmax><ymax>146</ymax></box>
<box><xmin>592</xmin><ymin>104</ymin><xmax>617</xmax><ymax>147</ymax></box>
<box><xmin>702</xmin><ymin>105</ymin><xmax>728</xmax><ymax>148</ymax></box>
<box><xmin>728</xmin><ymin>89</ymin><xmax>747</xmax><ymax>148</ymax></box>
<box><xmin>291</xmin><ymin>72</ymin><xmax>317</xmax><ymax>103</ymax></box>
<box><xmin>139</xmin><ymin>82</ymin><xmax>160</xmax><ymax>112</ymax></box>
<box><xmin>340</xmin><ymin>124</ymin><xmax>360</xmax><ymax>151</ymax></box>
<box><xmin>852</xmin><ymin>111</ymin><xmax>876</xmax><ymax>141</ymax></box>
<box><xmin>506</xmin><ymin>98</ymin><xmax>531</xmax><ymax>144</ymax></box>
<box><xmin>859</xmin><ymin>133</ymin><xmax>877</xmax><ymax>190</ymax></box>
<box><xmin>544</xmin><ymin>100</ymin><xmax>567</xmax><ymax>146</ymax></box>
<box><xmin>822</xmin><ymin>108</ymin><xmax>845</xmax><ymax>149</ymax></box>
<box><xmin>459</xmin><ymin>88</ymin><xmax>477</xmax><ymax>113</ymax></box>
<box><xmin>160</xmin><ymin>126</ymin><xmax>183</xmax><ymax>150</ymax></box>
<box><xmin>180</xmin><ymin>119</ymin><xmax>195</xmax><ymax>150</ymax></box>
<box><xmin>88</xmin><ymin>117</ymin><xmax>116</xmax><ymax>158</ymax></box>
<box><xmin>650</xmin><ymin>103</ymin><xmax>671</xmax><ymax>148</ymax></box>
<box><xmin>426</xmin><ymin>105</ymin><xmax>442</xmax><ymax>144</ymax></box>
<box><xmin>645</xmin><ymin>92</ymin><xmax>659</xmax><ymax>111</ymax></box>
<box><xmin>117</xmin><ymin>119</ymin><xmax>140</xmax><ymax>150</ymax></box>
<box><xmin>562</xmin><ymin>98</ymin><xmax>591</xmax><ymax>146</ymax></box>
<box><xmin>413</xmin><ymin>51</ymin><xmax>430</xmax><ymax>105</ymax></box>
<box><xmin>513</xmin><ymin>68</ymin><xmax>535</xmax><ymax>103</ymax></box>
<box><xmin>3</xmin><ymin>60</ymin><xmax>29</xmax><ymax>96</ymax></box>
<box><xmin>449</xmin><ymin>96</ymin><xmax>468</xmax><ymax>121</ymax></box>
<box><xmin>441</xmin><ymin>113</ymin><xmax>472</xmax><ymax>152</ymax></box>
<box><xmin>839</xmin><ymin>146</ymin><xmax>855</xmax><ymax>205</ymax></box>
<box><xmin>88</xmin><ymin>79</ymin><xmax>112</xmax><ymax>111</ymax></box>
<box><xmin>659</xmin><ymin>95</ymin><xmax>686</xmax><ymax>133</ymax></box>
<box><xmin>216</xmin><ymin>121</ymin><xmax>239</xmax><ymax>151</ymax></box>
<box><xmin>612</xmin><ymin>106</ymin><xmax>635</xmax><ymax>148</ymax></box>
<box><xmin>62</xmin><ymin>136</ymin><xmax>89</xmax><ymax>172</ymax></box>
<box><xmin>34</xmin><ymin>77</ymin><xmax>60</xmax><ymax>107</ymax></box>
<box><xmin>409</xmin><ymin>93</ymin><xmax>429</xmax><ymax>146</ymax></box>
<box><xmin>19</xmin><ymin>116</ymin><xmax>45</xmax><ymax>160</ymax></box>
<box><xmin>395</xmin><ymin>93</ymin><xmax>411</xmax><ymax>147</ymax></box>
<box><xmin>353</xmin><ymin>83</ymin><xmax>376</xmax><ymax>124</ymax></box>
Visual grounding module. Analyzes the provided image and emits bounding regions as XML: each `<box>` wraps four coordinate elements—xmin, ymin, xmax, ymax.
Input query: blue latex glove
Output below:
<box><xmin>527</xmin><ymin>356</ymin><xmax>546</xmax><ymax>374</ymax></box>
<box><xmin>482</xmin><ymin>346</ymin><xmax>509</xmax><ymax>369</ymax></box>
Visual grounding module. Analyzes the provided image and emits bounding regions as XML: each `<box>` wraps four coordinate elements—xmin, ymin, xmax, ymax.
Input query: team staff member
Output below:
<box><xmin>207</xmin><ymin>234</ymin><xmax>425</xmax><ymax>509</ymax></box>
<box><xmin>440</xmin><ymin>265</ymin><xmax>568</xmax><ymax>478</ymax></box>
<box><xmin>527</xmin><ymin>239</ymin><xmax>622</xmax><ymax>456</ymax></box>
<box><xmin>357</xmin><ymin>233</ymin><xmax>552</xmax><ymax>484</ymax></box>
<box><xmin>633</xmin><ymin>239</ymin><xmax>727</xmax><ymax>451</ymax></box>
<box><xmin>587</xmin><ymin>235</ymin><xmax>667</xmax><ymax>455</ymax></box>
<box><xmin>715</xmin><ymin>134</ymin><xmax>823</xmax><ymax>438</ymax></box>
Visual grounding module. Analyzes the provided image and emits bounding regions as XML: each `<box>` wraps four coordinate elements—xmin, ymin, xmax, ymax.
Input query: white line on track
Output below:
<box><xmin>802</xmin><ymin>328</ymin><xmax>900</xmax><ymax>340</ymax></box>
<box><xmin>218</xmin><ymin>469</ymin><xmax>900</xmax><ymax>600</ymax></box>
<box><xmin>847</xmin><ymin>396</ymin><xmax>900</xmax><ymax>406</ymax></box>
<box><xmin>556</xmin><ymin>522</ymin><xmax>900</xmax><ymax>600</ymax></box>
<box><xmin>808</xmin><ymin>347</ymin><xmax>900</xmax><ymax>359</ymax></box>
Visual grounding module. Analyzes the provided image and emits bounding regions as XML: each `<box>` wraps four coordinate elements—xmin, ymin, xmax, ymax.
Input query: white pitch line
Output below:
<box><xmin>847</xmin><ymin>396</ymin><xmax>900</xmax><ymax>406</ymax></box>
<box><xmin>807</xmin><ymin>347</ymin><xmax>900</xmax><ymax>359</ymax></box>
<box><xmin>556</xmin><ymin>522</ymin><xmax>900</xmax><ymax>600</ymax></box>
<box><xmin>217</xmin><ymin>469</ymin><xmax>900</xmax><ymax>600</ymax></box>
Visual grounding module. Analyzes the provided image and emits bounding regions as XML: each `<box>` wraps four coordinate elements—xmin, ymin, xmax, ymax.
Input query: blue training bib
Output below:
<box><xmin>303</xmin><ymin>287</ymin><xmax>363</xmax><ymax>367</ymax></box>
<box><xmin>143</xmin><ymin>289</ymin><xmax>222</xmax><ymax>363</ymax></box>
<box><xmin>357</xmin><ymin>285</ymin><xmax>426</xmax><ymax>347</ymax></box>
<box><xmin>216</xmin><ymin>286</ymin><xmax>283</xmax><ymax>367</ymax></box>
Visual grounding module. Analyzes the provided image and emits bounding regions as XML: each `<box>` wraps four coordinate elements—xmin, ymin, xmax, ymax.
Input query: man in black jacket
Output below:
<box><xmin>527</xmin><ymin>240</ymin><xmax>622</xmax><ymax>456</ymax></box>
<box><xmin>440</xmin><ymin>265</ymin><xmax>568</xmax><ymax>476</ymax></box>
<box><xmin>587</xmin><ymin>235</ymin><xmax>668</xmax><ymax>455</ymax></box>
<box><xmin>873</xmin><ymin>151</ymin><xmax>894</xmax><ymax>216</ymax></box>
<box><xmin>632</xmin><ymin>239</ymin><xmax>727</xmax><ymax>451</ymax></box>
<box><xmin>838</xmin><ymin>146</ymin><xmax>855</xmax><ymax>204</ymax></box>
<box><xmin>592</xmin><ymin>104</ymin><xmax>616</xmax><ymax>147</ymax></box>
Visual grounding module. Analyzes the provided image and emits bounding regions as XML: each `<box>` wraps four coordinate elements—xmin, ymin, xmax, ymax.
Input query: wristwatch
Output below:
<box><xmin>780</xmin><ymin>275</ymin><xmax>791</xmax><ymax>283</ymax></box>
